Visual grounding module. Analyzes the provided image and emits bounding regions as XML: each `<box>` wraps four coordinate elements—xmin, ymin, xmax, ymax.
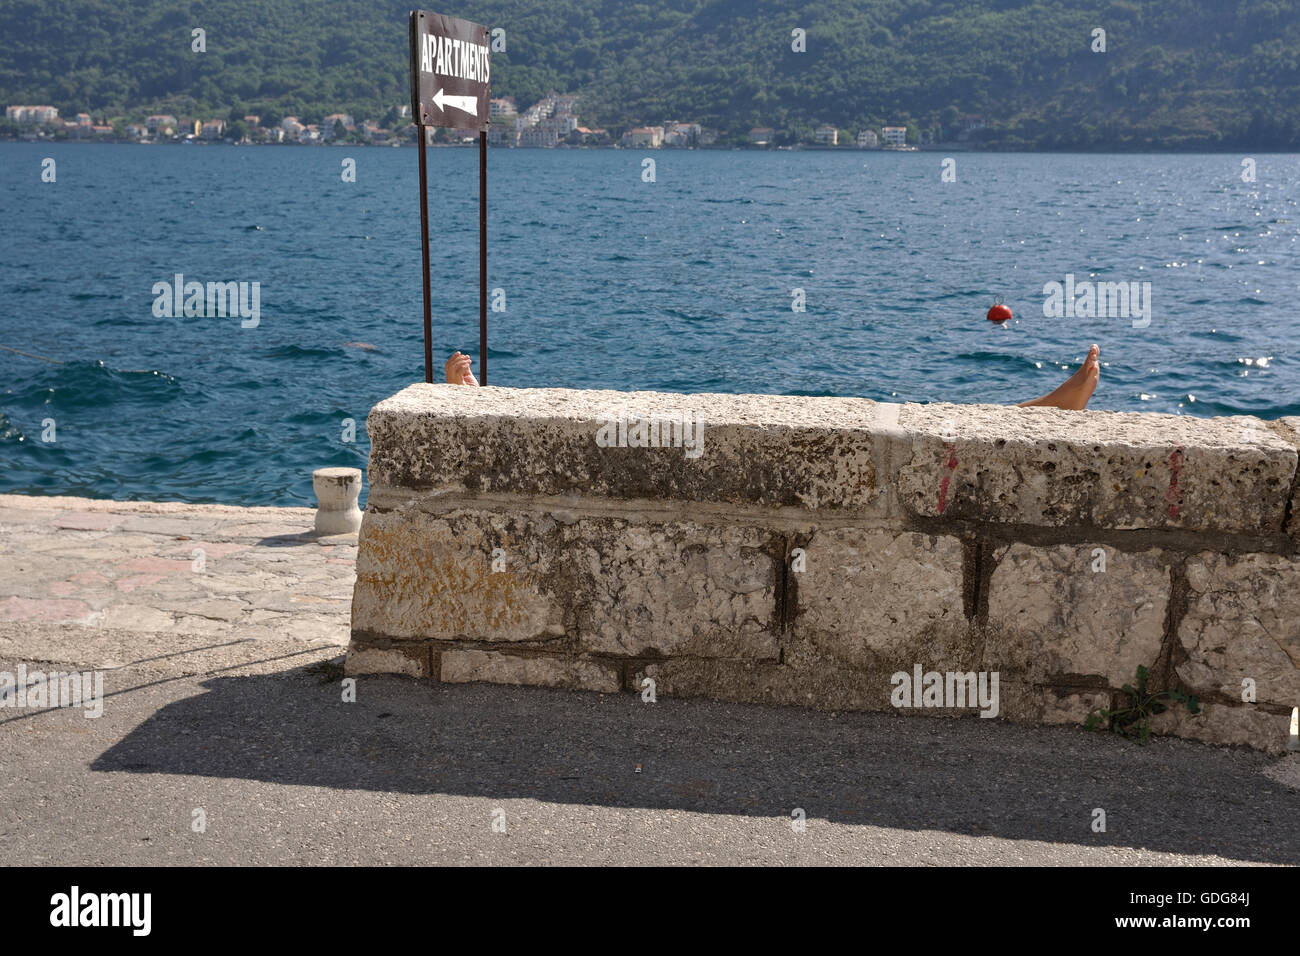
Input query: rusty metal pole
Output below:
<box><xmin>479</xmin><ymin>129</ymin><xmax>487</xmax><ymax>385</ymax></box>
<box><xmin>418</xmin><ymin>124</ymin><xmax>433</xmax><ymax>384</ymax></box>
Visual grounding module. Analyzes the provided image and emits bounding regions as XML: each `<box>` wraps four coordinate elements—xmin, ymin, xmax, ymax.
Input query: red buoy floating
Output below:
<box><xmin>986</xmin><ymin>302</ymin><xmax>1013</xmax><ymax>323</ymax></box>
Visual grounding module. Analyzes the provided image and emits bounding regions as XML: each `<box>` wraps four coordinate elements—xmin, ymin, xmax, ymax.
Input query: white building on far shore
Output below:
<box><xmin>881</xmin><ymin>125</ymin><xmax>907</xmax><ymax>146</ymax></box>
<box><xmin>6</xmin><ymin>105</ymin><xmax>59</xmax><ymax>124</ymax></box>
<box><xmin>621</xmin><ymin>126</ymin><xmax>663</xmax><ymax>148</ymax></box>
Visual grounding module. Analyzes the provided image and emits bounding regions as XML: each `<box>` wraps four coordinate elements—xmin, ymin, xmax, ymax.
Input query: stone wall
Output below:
<box><xmin>348</xmin><ymin>383</ymin><xmax>1300</xmax><ymax>751</ymax></box>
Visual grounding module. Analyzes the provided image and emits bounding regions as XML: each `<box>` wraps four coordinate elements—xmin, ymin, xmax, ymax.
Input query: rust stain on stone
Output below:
<box><xmin>936</xmin><ymin>441</ymin><xmax>959</xmax><ymax>515</ymax></box>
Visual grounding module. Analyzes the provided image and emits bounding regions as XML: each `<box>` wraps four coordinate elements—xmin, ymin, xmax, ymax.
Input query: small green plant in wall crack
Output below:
<box><xmin>1084</xmin><ymin>665</ymin><xmax>1200</xmax><ymax>744</ymax></box>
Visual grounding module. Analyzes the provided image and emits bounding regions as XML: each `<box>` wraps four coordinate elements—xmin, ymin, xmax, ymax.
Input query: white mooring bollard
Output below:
<box><xmin>313</xmin><ymin>467</ymin><xmax>363</xmax><ymax>534</ymax></box>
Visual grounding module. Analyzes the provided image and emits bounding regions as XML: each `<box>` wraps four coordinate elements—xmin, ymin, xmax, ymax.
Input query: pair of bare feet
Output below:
<box><xmin>445</xmin><ymin>344</ymin><xmax>1102</xmax><ymax>411</ymax></box>
<box><xmin>445</xmin><ymin>351</ymin><xmax>479</xmax><ymax>386</ymax></box>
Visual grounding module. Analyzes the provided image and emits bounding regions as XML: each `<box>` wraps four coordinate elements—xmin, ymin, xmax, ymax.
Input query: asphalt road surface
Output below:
<box><xmin>2</xmin><ymin>621</ymin><xmax>1297</xmax><ymax>866</ymax></box>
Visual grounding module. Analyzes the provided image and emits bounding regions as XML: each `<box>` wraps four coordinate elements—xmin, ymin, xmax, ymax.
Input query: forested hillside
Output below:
<box><xmin>2</xmin><ymin>0</ymin><xmax>1298</xmax><ymax>147</ymax></box>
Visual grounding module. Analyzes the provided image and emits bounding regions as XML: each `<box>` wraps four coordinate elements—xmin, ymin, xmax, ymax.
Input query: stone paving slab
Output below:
<box><xmin>0</xmin><ymin>494</ymin><xmax>356</xmax><ymax>648</ymax></box>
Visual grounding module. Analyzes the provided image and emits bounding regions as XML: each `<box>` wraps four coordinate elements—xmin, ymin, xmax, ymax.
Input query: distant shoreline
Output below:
<box><xmin>4</xmin><ymin>139</ymin><xmax>1297</xmax><ymax>154</ymax></box>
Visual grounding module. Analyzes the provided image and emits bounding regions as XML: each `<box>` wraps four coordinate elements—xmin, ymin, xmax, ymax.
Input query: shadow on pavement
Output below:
<box><xmin>91</xmin><ymin>665</ymin><xmax>1300</xmax><ymax>864</ymax></box>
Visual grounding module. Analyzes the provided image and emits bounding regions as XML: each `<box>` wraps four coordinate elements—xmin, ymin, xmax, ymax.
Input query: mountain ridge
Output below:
<box><xmin>1</xmin><ymin>0</ymin><xmax>1298</xmax><ymax>148</ymax></box>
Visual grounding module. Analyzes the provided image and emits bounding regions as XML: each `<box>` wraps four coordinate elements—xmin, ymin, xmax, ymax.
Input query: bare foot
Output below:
<box><xmin>1018</xmin><ymin>344</ymin><xmax>1100</xmax><ymax>410</ymax></box>
<box><xmin>444</xmin><ymin>351</ymin><xmax>479</xmax><ymax>386</ymax></box>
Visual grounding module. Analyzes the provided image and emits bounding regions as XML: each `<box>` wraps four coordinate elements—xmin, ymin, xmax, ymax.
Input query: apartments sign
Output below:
<box><xmin>409</xmin><ymin>10</ymin><xmax>491</xmax><ymax>129</ymax></box>
<box><xmin>408</xmin><ymin>10</ymin><xmax>492</xmax><ymax>386</ymax></box>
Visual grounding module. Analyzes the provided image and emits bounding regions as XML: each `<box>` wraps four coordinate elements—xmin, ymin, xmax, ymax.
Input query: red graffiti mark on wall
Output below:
<box><xmin>937</xmin><ymin>442</ymin><xmax>959</xmax><ymax>514</ymax></box>
<box><xmin>1166</xmin><ymin>445</ymin><xmax>1185</xmax><ymax>519</ymax></box>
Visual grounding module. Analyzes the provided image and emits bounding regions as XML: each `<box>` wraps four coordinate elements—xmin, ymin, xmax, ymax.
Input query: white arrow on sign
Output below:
<box><xmin>433</xmin><ymin>88</ymin><xmax>478</xmax><ymax>116</ymax></box>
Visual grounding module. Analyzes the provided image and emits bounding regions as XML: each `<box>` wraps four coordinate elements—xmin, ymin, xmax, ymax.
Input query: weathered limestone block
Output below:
<box><xmin>570</xmin><ymin>520</ymin><xmax>780</xmax><ymax>659</ymax></box>
<box><xmin>791</xmin><ymin>529</ymin><xmax>967</xmax><ymax>682</ymax></box>
<box><xmin>441</xmin><ymin>649</ymin><xmax>621</xmax><ymax>693</ymax></box>
<box><xmin>633</xmin><ymin>654</ymin><xmax>881</xmax><ymax>711</ymax></box>
<box><xmin>894</xmin><ymin>403</ymin><xmax>1295</xmax><ymax>533</ymax></box>
<box><xmin>632</xmin><ymin>659</ymin><xmax>1112</xmax><ymax>728</ymax></box>
<box><xmin>1178</xmin><ymin>551</ymin><xmax>1300</xmax><ymax>707</ymax></box>
<box><xmin>993</xmin><ymin>682</ymin><xmax>1113</xmax><ymax>727</ymax></box>
<box><xmin>986</xmin><ymin>543</ymin><xmax>1170</xmax><ymax>686</ymax></box>
<box><xmin>1151</xmin><ymin>701</ymin><xmax>1291</xmax><ymax>754</ymax></box>
<box><xmin>632</xmin><ymin>655</ymin><xmax>1094</xmax><ymax>723</ymax></box>
<box><xmin>366</xmin><ymin>384</ymin><xmax>886</xmax><ymax>512</ymax></box>
<box><xmin>345</xmin><ymin>643</ymin><xmax>431</xmax><ymax>678</ymax></box>
<box><xmin>352</xmin><ymin>508</ymin><xmax>567</xmax><ymax>643</ymax></box>
<box><xmin>354</xmin><ymin>506</ymin><xmax>780</xmax><ymax>659</ymax></box>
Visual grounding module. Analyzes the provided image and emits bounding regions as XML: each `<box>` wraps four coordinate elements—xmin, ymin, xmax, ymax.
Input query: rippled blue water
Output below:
<box><xmin>1</xmin><ymin>143</ymin><xmax>1298</xmax><ymax>505</ymax></box>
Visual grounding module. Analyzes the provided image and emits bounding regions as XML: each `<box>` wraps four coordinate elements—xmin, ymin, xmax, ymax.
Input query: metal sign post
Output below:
<box><xmin>409</xmin><ymin>10</ymin><xmax>491</xmax><ymax>384</ymax></box>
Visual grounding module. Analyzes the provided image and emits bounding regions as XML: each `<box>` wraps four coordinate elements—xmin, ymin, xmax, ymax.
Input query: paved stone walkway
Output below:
<box><xmin>0</xmin><ymin>494</ymin><xmax>355</xmax><ymax>652</ymax></box>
